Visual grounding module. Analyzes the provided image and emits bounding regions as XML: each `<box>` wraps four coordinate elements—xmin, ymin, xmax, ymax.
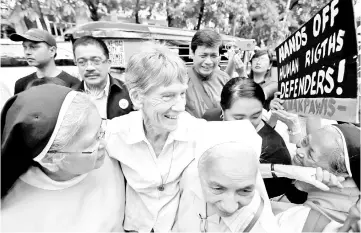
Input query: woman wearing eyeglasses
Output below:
<box><xmin>1</xmin><ymin>84</ymin><xmax>125</xmax><ymax>232</ymax></box>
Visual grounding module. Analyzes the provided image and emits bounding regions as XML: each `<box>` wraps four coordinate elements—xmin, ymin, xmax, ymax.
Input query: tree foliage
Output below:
<box><xmin>1</xmin><ymin>0</ymin><xmax>337</xmax><ymax>48</ymax></box>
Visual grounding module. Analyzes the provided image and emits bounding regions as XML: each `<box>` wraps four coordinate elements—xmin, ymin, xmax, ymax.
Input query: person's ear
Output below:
<box><xmin>49</xmin><ymin>46</ymin><xmax>57</xmax><ymax>58</ymax></box>
<box><xmin>220</xmin><ymin>109</ymin><xmax>225</xmax><ymax>120</ymax></box>
<box><xmin>105</xmin><ymin>58</ymin><xmax>111</xmax><ymax>72</ymax></box>
<box><xmin>129</xmin><ymin>89</ymin><xmax>144</xmax><ymax>110</ymax></box>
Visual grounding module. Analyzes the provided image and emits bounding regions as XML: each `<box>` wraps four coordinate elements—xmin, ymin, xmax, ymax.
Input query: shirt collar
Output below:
<box><xmin>84</xmin><ymin>75</ymin><xmax>110</xmax><ymax>98</ymax></box>
<box><xmin>124</xmin><ymin>111</ymin><xmax>192</xmax><ymax>144</ymax></box>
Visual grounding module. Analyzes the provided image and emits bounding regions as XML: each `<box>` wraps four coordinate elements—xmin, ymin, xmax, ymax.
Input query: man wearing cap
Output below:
<box><xmin>10</xmin><ymin>29</ymin><xmax>80</xmax><ymax>94</ymax></box>
<box><xmin>72</xmin><ymin>36</ymin><xmax>133</xmax><ymax>119</ymax></box>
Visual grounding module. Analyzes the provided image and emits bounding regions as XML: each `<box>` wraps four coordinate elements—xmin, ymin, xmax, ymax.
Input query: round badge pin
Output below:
<box><xmin>119</xmin><ymin>99</ymin><xmax>129</xmax><ymax>109</ymax></box>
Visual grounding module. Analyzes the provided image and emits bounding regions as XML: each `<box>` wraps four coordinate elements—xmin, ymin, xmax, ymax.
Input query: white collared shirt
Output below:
<box><xmin>84</xmin><ymin>76</ymin><xmax>110</xmax><ymax>118</ymax></box>
<box><xmin>107</xmin><ymin>111</ymin><xmax>206</xmax><ymax>232</ymax></box>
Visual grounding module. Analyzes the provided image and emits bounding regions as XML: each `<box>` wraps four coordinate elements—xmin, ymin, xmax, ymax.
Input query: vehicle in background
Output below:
<box><xmin>1</xmin><ymin>22</ymin><xmax>257</xmax><ymax>94</ymax></box>
<box><xmin>70</xmin><ymin>21</ymin><xmax>256</xmax><ymax>75</ymax></box>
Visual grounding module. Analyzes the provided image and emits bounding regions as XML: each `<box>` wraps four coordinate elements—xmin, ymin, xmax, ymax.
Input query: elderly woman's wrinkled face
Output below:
<box><xmin>59</xmin><ymin>108</ymin><xmax>107</xmax><ymax>175</ymax></box>
<box><xmin>199</xmin><ymin>144</ymin><xmax>257</xmax><ymax>218</ymax></box>
<box><xmin>294</xmin><ymin>128</ymin><xmax>339</xmax><ymax>170</ymax></box>
<box><xmin>251</xmin><ymin>54</ymin><xmax>271</xmax><ymax>74</ymax></box>
<box><xmin>142</xmin><ymin>80</ymin><xmax>188</xmax><ymax>133</ymax></box>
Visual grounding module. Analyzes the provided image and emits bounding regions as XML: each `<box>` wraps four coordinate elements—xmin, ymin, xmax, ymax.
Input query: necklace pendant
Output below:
<box><xmin>157</xmin><ymin>185</ymin><xmax>165</xmax><ymax>191</ymax></box>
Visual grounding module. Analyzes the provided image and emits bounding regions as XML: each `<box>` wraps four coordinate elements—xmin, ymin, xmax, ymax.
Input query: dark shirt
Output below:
<box><xmin>73</xmin><ymin>74</ymin><xmax>133</xmax><ymax>119</ymax></box>
<box><xmin>258</xmin><ymin>122</ymin><xmax>296</xmax><ymax>198</ymax></box>
<box><xmin>203</xmin><ymin>107</ymin><xmax>307</xmax><ymax>203</ymax></box>
<box><xmin>14</xmin><ymin>71</ymin><xmax>80</xmax><ymax>94</ymax></box>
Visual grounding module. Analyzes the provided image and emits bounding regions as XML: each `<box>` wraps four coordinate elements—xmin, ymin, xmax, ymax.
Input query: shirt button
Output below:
<box><xmin>157</xmin><ymin>186</ymin><xmax>164</xmax><ymax>191</ymax></box>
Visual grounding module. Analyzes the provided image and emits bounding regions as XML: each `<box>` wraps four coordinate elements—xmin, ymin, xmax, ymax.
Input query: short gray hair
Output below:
<box><xmin>323</xmin><ymin>126</ymin><xmax>348</xmax><ymax>176</ymax></box>
<box><xmin>125</xmin><ymin>42</ymin><xmax>188</xmax><ymax>95</ymax></box>
<box><xmin>42</xmin><ymin>93</ymin><xmax>95</xmax><ymax>164</ymax></box>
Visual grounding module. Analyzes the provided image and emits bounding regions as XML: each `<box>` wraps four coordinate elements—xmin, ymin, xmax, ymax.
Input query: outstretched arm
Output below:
<box><xmin>260</xmin><ymin>164</ymin><xmax>344</xmax><ymax>191</ymax></box>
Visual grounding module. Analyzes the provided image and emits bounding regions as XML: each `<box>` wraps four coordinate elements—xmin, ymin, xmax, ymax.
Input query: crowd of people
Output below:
<box><xmin>0</xmin><ymin>27</ymin><xmax>360</xmax><ymax>232</ymax></box>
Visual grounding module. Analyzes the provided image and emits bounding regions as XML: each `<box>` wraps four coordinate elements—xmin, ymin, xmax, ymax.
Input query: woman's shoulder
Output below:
<box><xmin>213</xmin><ymin>68</ymin><xmax>231</xmax><ymax>83</ymax></box>
<box><xmin>107</xmin><ymin>111</ymin><xmax>140</xmax><ymax>133</ymax></box>
<box><xmin>259</xmin><ymin>122</ymin><xmax>290</xmax><ymax>153</ymax></box>
<box><xmin>260</xmin><ymin>122</ymin><xmax>285</xmax><ymax>140</ymax></box>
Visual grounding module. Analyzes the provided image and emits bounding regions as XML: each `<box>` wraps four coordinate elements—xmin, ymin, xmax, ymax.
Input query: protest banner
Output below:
<box><xmin>276</xmin><ymin>0</ymin><xmax>359</xmax><ymax>122</ymax></box>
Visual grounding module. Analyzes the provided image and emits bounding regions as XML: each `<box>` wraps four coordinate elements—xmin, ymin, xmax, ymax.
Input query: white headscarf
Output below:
<box><xmin>194</xmin><ymin>119</ymin><xmax>271</xmax><ymax>204</ymax></box>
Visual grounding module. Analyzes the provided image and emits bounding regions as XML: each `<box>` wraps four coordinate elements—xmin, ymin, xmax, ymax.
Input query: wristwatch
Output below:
<box><xmin>271</xmin><ymin>163</ymin><xmax>278</xmax><ymax>178</ymax></box>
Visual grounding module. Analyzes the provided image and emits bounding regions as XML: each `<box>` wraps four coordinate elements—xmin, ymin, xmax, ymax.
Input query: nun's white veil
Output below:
<box><xmin>194</xmin><ymin>120</ymin><xmax>269</xmax><ymax>202</ymax></box>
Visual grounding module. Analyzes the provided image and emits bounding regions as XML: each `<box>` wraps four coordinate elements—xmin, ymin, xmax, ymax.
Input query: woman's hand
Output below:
<box><xmin>272</xmin><ymin>109</ymin><xmax>300</xmax><ymax>132</ymax></box>
<box><xmin>233</xmin><ymin>53</ymin><xmax>246</xmax><ymax>77</ymax></box>
<box><xmin>269</xmin><ymin>92</ymin><xmax>284</xmax><ymax>110</ymax></box>
<box><xmin>281</xmin><ymin>165</ymin><xmax>344</xmax><ymax>191</ymax></box>
<box><xmin>338</xmin><ymin>198</ymin><xmax>360</xmax><ymax>232</ymax></box>
<box><xmin>315</xmin><ymin>167</ymin><xmax>344</xmax><ymax>189</ymax></box>
<box><xmin>226</xmin><ymin>46</ymin><xmax>236</xmax><ymax>60</ymax></box>
<box><xmin>226</xmin><ymin>48</ymin><xmax>245</xmax><ymax>77</ymax></box>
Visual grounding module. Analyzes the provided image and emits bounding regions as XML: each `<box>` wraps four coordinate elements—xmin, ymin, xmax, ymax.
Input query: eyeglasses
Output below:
<box><xmin>76</xmin><ymin>57</ymin><xmax>107</xmax><ymax>67</ymax></box>
<box><xmin>48</xmin><ymin>118</ymin><xmax>107</xmax><ymax>155</ymax></box>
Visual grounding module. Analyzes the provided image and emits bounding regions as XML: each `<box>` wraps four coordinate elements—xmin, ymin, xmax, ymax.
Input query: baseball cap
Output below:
<box><xmin>10</xmin><ymin>28</ymin><xmax>57</xmax><ymax>47</ymax></box>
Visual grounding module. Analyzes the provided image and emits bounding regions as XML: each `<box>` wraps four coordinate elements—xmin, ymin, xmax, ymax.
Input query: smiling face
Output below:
<box><xmin>139</xmin><ymin>80</ymin><xmax>188</xmax><ymax>134</ymax></box>
<box><xmin>199</xmin><ymin>143</ymin><xmax>257</xmax><ymax>218</ymax></box>
<box><xmin>58</xmin><ymin>107</ymin><xmax>107</xmax><ymax>175</ymax></box>
<box><xmin>74</xmin><ymin>44</ymin><xmax>110</xmax><ymax>88</ymax></box>
<box><xmin>223</xmin><ymin>98</ymin><xmax>263</xmax><ymax>129</ymax></box>
<box><xmin>192</xmin><ymin>45</ymin><xmax>220</xmax><ymax>77</ymax></box>
<box><xmin>23</xmin><ymin>41</ymin><xmax>55</xmax><ymax>68</ymax></box>
<box><xmin>251</xmin><ymin>54</ymin><xmax>271</xmax><ymax>74</ymax></box>
<box><xmin>293</xmin><ymin>127</ymin><xmax>340</xmax><ymax>170</ymax></box>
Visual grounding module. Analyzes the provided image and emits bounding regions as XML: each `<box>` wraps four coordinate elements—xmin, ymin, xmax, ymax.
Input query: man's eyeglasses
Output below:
<box><xmin>48</xmin><ymin>118</ymin><xmax>107</xmax><ymax>155</ymax></box>
<box><xmin>76</xmin><ymin>57</ymin><xmax>107</xmax><ymax>67</ymax></box>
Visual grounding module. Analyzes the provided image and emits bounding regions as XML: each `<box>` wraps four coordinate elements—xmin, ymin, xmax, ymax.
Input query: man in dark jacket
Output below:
<box><xmin>72</xmin><ymin>36</ymin><xmax>133</xmax><ymax>119</ymax></box>
<box><xmin>10</xmin><ymin>29</ymin><xmax>80</xmax><ymax>94</ymax></box>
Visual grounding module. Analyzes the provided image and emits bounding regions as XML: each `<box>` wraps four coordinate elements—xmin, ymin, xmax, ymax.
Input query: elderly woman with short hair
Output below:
<box><xmin>106</xmin><ymin>42</ymin><xmax>340</xmax><ymax>232</ymax></box>
<box><xmin>106</xmin><ymin>42</ymin><xmax>205</xmax><ymax>232</ymax></box>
